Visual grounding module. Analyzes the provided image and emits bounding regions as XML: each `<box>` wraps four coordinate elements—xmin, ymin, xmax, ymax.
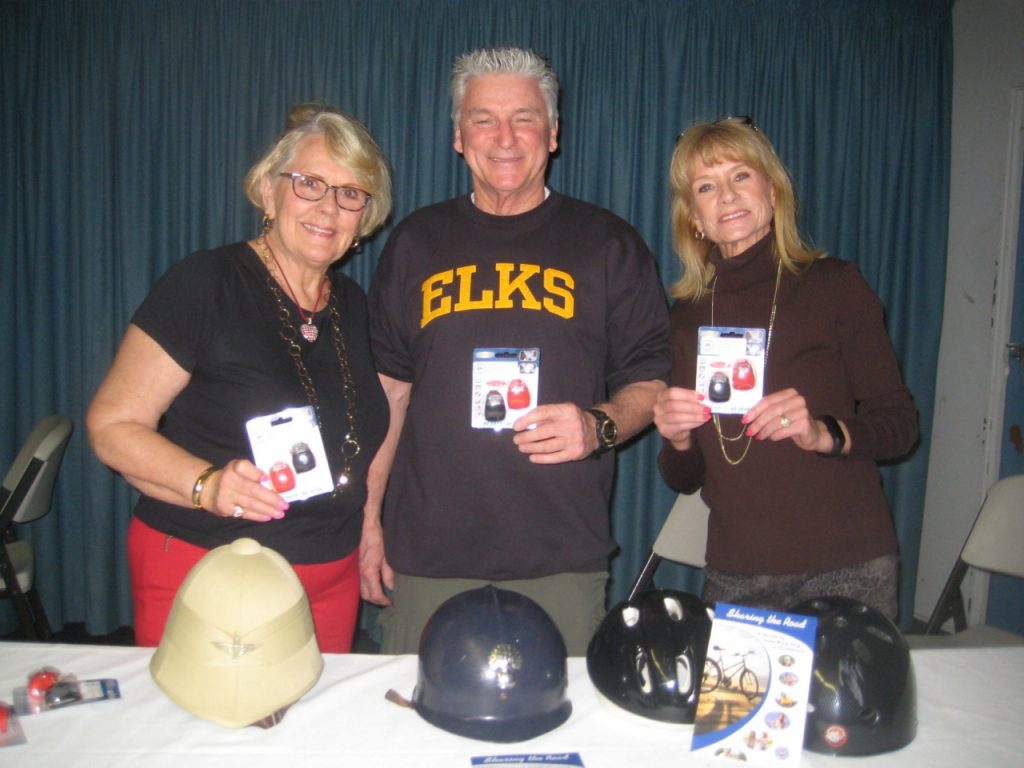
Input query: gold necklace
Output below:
<box><xmin>259</xmin><ymin>236</ymin><xmax>361</xmax><ymax>494</ymax></box>
<box><xmin>709</xmin><ymin>260</ymin><xmax>783</xmax><ymax>466</ymax></box>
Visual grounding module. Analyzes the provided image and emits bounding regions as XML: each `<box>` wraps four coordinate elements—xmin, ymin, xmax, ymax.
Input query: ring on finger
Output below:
<box><xmin>232</xmin><ymin>504</ymin><xmax>244</xmax><ymax>518</ymax></box>
<box><xmin>779</xmin><ymin>413</ymin><xmax>792</xmax><ymax>428</ymax></box>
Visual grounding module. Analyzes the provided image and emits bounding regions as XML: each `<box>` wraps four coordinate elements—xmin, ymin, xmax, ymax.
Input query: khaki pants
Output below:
<box><xmin>379</xmin><ymin>570</ymin><xmax>608</xmax><ymax>656</ymax></box>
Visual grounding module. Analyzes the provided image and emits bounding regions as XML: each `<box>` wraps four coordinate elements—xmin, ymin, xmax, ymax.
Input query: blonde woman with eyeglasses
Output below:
<box><xmin>88</xmin><ymin>103</ymin><xmax>392</xmax><ymax>652</ymax></box>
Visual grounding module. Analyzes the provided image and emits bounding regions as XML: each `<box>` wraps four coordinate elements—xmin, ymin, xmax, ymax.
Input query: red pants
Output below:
<box><xmin>128</xmin><ymin>517</ymin><xmax>360</xmax><ymax>653</ymax></box>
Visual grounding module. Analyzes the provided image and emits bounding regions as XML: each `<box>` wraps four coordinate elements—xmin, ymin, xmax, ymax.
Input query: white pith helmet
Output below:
<box><xmin>150</xmin><ymin>537</ymin><xmax>323</xmax><ymax>728</ymax></box>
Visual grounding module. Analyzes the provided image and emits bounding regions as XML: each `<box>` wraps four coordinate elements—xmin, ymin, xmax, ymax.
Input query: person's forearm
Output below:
<box><xmin>362</xmin><ymin>374</ymin><xmax>410</xmax><ymax>522</ymax></box>
<box><xmin>596</xmin><ymin>379</ymin><xmax>667</xmax><ymax>442</ymax></box>
<box><xmin>658</xmin><ymin>437</ymin><xmax>706</xmax><ymax>494</ymax></box>
<box><xmin>89</xmin><ymin>421</ymin><xmax>213</xmax><ymax>508</ymax></box>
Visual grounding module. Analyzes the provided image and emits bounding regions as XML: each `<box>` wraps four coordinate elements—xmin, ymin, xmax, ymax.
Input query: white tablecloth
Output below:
<box><xmin>0</xmin><ymin>642</ymin><xmax>1021</xmax><ymax>767</ymax></box>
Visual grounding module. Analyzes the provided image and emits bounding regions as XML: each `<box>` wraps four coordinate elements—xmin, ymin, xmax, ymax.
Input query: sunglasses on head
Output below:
<box><xmin>677</xmin><ymin>115</ymin><xmax>759</xmax><ymax>144</ymax></box>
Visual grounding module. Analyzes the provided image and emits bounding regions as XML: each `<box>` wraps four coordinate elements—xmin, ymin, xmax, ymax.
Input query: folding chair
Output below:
<box><xmin>0</xmin><ymin>414</ymin><xmax>74</xmax><ymax>640</ymax></box>
<box><xmin>918</xmin><ymin>474</ymin><xmax>1024</xmax><ymax>647</ymax></box>
<box><xmin>627</xmin><ymin>491</ymin><xmax>709</xmax><ymax>601</ymax></box>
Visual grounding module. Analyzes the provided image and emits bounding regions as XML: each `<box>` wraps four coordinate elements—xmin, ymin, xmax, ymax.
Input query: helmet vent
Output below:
<box><xmin>866</xmin><ymin>625</ymin><xmax>895</xmax><ymax>644</ymax></box>
<box><xmin>859</xmin><ymin>706</ymin><xmax>881</xmax><ymax>724</ymax></box>
<box><xmin>663</xmin><ymin>597</ymin><xmax>684</xmax><ymax>621</ymax></box>
<box><xmin>636</xmin><ymin>655</ymin><xmax>653</xmax><ymax>693</ymax></box>
<box><xmin>675</xmin><ymin>654</ymin><xmax>693</xmax><ymax>696</ymax></box>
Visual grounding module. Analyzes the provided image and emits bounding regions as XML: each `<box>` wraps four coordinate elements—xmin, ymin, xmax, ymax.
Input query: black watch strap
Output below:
<box><xmin>586</xmin><ymin>408</ymin><xmax>617</xmax><ymax>456</ymax></box>
<box><xmin>815</xmin><ymin>415</ymin><xmax>845</xmax><ymax>458</ymax></box>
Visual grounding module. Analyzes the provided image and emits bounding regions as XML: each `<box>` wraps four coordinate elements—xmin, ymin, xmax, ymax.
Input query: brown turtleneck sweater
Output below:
<box><xmin>659</xmin><ymin>234</ymin><xmax>918</xmax><ymax>575</ymax></box>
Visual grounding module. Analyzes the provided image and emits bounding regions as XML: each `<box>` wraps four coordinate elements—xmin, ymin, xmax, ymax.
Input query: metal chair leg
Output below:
<box><xmin>27</xmin><ymin>587</ymin><xmax>52</xmax><ymax>640</ymax></box>
<box><xmin>924</xmin><ymin>559</ymin><xmax>970</xmax><ymax>635</ymax></box>
<box><xmin>626</xmin><ymin>552</ymin><xmax>663</xmax><ymax>602</ymax></box>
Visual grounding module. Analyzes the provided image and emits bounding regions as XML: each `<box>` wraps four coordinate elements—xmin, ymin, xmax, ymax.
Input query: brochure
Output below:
<box><xmin>691</xmin><ymin>603</ymin><xmax>817</xmax><ymax>765</ymax></box>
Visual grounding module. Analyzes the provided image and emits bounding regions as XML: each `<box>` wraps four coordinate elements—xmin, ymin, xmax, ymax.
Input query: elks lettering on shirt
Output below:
<box><xmin>420</xmin><ymin>262</ymin><xmax>575</xmax><ymax>328</ymax></box>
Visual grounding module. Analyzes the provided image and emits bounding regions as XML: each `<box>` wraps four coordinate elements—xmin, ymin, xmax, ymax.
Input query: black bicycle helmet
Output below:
<box><xmin>790</xmin><ymin>596</ymin><xmax>916</xmax><ymax>756</ymax></box>
<box><xmin>586</xmin><ymin>589</ymin><xmax>712</xmax><ymax>723</ymax></box>
<box><xmin>412</xmin><ymin>586</ymin><xmax>572</xmax><ymax>742</ymax></box>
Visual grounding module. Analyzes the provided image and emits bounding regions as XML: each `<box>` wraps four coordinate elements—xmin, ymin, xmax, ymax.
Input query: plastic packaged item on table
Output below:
<box><xmin>12</xmin><ymin>667</ymin><xmax>121</xmax><ymax>716</ymax></box>
<box><xmin>1</xmin><ymin>701</ymin><xmax>28</xmax><ymax>747</ymax></box>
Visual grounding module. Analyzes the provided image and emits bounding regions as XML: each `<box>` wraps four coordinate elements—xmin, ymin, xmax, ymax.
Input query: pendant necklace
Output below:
<box><xmin>710</xmin><ymin>260</ymin><xmax>783</xmax><ymax>466</ymax></box>
<box><xmin>263</xmin><ymin>242</ymin><xmax>326</xmax><ymax>342</ymax></box>
<box><xmin>259</xmin><ymin>236</ymin><xmax>361</xmax><ymax>493</ymax></box>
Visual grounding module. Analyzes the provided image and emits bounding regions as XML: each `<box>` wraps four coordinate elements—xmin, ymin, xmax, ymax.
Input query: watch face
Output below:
<box><xmin>591</xmin><ymin>410</ymin><xmax>616</xmax><ymax>449</ymax></box>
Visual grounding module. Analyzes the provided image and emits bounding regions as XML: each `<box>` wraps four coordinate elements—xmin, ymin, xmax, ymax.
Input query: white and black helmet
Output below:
<box><xmin>587</xmin><ymin>589</ymin><xmax>713</xmax><ymax>723</ymax></box>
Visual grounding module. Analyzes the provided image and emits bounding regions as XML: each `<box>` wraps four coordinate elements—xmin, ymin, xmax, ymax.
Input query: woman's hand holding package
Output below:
<box><xmin>654</xmin><ymin>386</ymin><xmax>711</xmax><ymax>451</ymax></box>
<box><xmin>742</xmin><ymin>388</ymin><xmax>844</xmax><ymax>454</ymax></box>
<box><xmin>198</xmin><ymin>459</ymin><xmax>288</xmax><ymax>522</ymax></box>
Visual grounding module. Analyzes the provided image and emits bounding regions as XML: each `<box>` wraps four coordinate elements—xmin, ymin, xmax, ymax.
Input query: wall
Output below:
<box><xmin>917</xmin><ymin>0</ymin><xmax>1024</xmax><ymax>623</ymax></box>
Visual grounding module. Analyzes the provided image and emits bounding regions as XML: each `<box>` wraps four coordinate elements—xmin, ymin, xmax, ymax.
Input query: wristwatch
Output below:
<box><xmin>815</xmin><ymin>415</ymin><xmax>846</xmax><ymax>458</ymax></box>
<box><xmin>586</xmin><ymin>408</ymin><xmax>618</xmax><ymax>456</ymax></box>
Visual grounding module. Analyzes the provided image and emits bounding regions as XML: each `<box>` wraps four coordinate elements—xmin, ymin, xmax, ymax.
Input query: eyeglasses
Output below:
<box><xmin>676</xmin><ymin>115</ymin><xmax>759</xmax><ymax>143</ymax></box>
<box><xmin>279</xmin><ymin>172</ymin><xmax>371</xmax><ymax>212</ymax></box>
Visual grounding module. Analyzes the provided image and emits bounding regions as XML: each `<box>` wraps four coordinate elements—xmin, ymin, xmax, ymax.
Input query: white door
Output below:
<box><xmin>988</xmin><ymin>156</ymin><xmax>1024</xmax><ymax>634</ymax></box>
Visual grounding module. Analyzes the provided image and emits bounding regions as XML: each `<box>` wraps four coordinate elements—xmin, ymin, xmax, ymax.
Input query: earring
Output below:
<box><xmin>350</xmin><ymin>237</ymin><xmax>361</xmax><ymax>251</ymax></box>
<box><xmin>261</xmin><ymin>214</ymin><xmax>274</xmax><ymax>234</ymax></box>
<box><xmin>694</xmin><ymin>229</ymin><xmax>705</xmax><ymax>241</ymax></box>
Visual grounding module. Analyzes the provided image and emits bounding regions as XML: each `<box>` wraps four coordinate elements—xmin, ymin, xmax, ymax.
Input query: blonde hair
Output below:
<box><xmin>243</xmin><ymin>103</ymin><xmax>392</xmax><ymax>239</ymax></box>
<box><xmin>668</xmin><ymin>119</ymin><xmax>823</xmax><ymax>301</ymax></box>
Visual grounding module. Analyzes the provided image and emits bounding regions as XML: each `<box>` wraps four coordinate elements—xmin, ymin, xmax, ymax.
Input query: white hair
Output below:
<box><xmin>450</xmin><ymin>46</ymin><xmax>560</xmax><ymax>127</ymax></box>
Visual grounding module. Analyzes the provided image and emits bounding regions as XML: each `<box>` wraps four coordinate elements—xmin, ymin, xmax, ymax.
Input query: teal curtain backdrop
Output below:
<box><xmin>1</xmin><ymin>0</ymin><xmax>951</xmax><ymax>635</ymax></box>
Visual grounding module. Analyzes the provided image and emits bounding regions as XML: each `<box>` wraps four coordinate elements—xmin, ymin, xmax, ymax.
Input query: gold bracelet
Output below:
<box><xmin>191</xmin><ymin>466</ymin><xmax>218</xmax><ymax>509</ymax></box>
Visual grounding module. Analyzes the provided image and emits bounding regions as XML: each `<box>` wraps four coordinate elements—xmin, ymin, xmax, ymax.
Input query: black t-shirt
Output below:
<box><xmin>131</xmin><ymin>242</ymin><xmax>388</xmax><ymax>563</ymax></box>
<box><xmin>369</xmin><ymin>192</ymin><xmax>670</xmax><ymax>579</ymax></box>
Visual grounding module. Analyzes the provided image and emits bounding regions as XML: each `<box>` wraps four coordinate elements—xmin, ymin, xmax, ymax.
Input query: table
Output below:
<box><xmin>1</xmin><ymin>642</ymin><xmax>1021</xmax><ymax>767</ymax></box>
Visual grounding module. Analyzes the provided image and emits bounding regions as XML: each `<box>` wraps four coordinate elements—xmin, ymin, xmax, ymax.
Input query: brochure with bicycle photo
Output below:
<box><xmin>691</xmin><ymin>603</ymin><xmax>817</xmax><ymax>765</ymax></box>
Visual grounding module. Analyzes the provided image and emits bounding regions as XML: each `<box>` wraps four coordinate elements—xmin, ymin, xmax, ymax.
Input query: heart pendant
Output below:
<box><xmin>300</xmin><ymin>323</ymin><xmax>318</xmax><ymax>342</ymax></box>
